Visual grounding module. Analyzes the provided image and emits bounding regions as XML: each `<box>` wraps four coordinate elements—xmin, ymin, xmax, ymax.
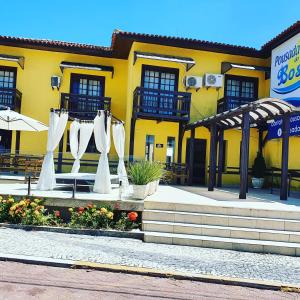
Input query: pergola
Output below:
<box><xmin>184</xmin><ymin>98</ymin><xmax>300</xmax><ymax>200</ymax></box>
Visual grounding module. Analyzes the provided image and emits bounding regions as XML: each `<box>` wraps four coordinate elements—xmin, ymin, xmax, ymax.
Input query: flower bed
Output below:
<box><xmin>0</xmin><ymin>196</ymin><xmax>141</xmax><ymax>234</ymax></box>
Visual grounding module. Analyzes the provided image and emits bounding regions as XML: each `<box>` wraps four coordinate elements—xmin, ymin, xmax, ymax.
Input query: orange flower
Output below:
<box><xmin>54</xmin><ymin>211</ymin><xmax>61</xmax><ymax>218</ymax></box>
<box><xmin>87</xmin><ymin>203</ymin><xmax>93</xmax><ymax>209</ymax></box>
<box><xmin>78</xmin><ymin>207</ymin><xmax>84</xmax><ymax>212</ymax></box>
<box><xmin>127</xmin><ymin>212</ymin><xmax>138</xmax><ymax>222</ymax></box>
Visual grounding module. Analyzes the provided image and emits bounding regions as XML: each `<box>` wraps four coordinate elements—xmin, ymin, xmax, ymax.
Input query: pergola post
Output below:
<box><xmin>177</xmin><ymin>122</ymin><xmax>184</xmax><ymax>164</ymax></box>
<box><xmin>129</xmin><ymin>117</ymin><xmax>136</xmax><ymax>162</ymax></box>
<box><xmin>280</xmin><ymin>113</ymin><xmax>290</xmax><ymax>200</ymax></box>
<box><xmin>239</xmin><ymin>111</ymin><xmax>250</xmax><ymax>199</ymax></box>
<box><xmin>188</xmin><ymin>128</ymin><xmax>195</xmax><ymax>185</ymax></box>
<box><xmin>217</xmin><ymin>128</ymin><xmax>224</xmax><ymax>187</ymax></box>
<box><xmin>208</xmin><ymin>123</ymin><xmax>217</xmax><ymax>191</ymax></box>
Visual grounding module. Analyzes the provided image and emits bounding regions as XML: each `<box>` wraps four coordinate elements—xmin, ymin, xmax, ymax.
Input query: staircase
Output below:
<box><xmin>142</xmin><ymin>200</ymin><xmax>300</xmax><ymax>256</ymax></box>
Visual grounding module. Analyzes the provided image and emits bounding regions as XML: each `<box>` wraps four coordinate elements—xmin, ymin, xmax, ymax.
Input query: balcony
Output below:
<box><xmin>60</xmin><ymin>93</ymin><xmax>111</xmax><ymax>119</ymax></box>
<box><xmin>133</xmin><ymin>87</ymin><xmax>191</xmax><ymax>122</ymax></box>
<box><xmin>0</xmin><ymin>87</ymin><xmax>22</xmax><ymax>111</ymax></box>
<box><xmin>217</xmin><ymin>96</ymin><xmax>256</xmax><ymax>113</ymax></box>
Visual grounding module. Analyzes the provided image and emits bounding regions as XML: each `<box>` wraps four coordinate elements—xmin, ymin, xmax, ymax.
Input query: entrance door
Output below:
<box><xmin>186</xmin><ymin>138</ymin><xmax>206</xmax><ymax>185</ymax></box>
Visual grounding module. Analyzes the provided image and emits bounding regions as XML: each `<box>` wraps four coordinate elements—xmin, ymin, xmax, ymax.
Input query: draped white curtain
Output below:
<box><xmin>70</xmin><ymin>120</ymin><xmax>94</xmax><ymax>173</ymax></box>
<box><xmin>37</xmin><ymin>110</ymin><xmax>68</xmax><ymax>190</ymax></box>
<box><xmin>93</xmin><ymin>111</ymin><xmax>112</xmax><ymax>194</ymax></box>
<box><xmin>112</xmin><ymin>123</ymin><xmax>128</xmax><ymax>187</ymax></box>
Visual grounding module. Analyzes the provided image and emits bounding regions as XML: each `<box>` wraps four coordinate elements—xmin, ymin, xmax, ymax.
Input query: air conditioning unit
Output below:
<box><xmin>51</xmin><ymin>75</ymin><xmax>61</xmax><ymax>90</ymax></box>
<box><xmin>204</xmin><ymin>74</ymin><xmax>224</xmax><ymax>88</ymax></box>
<box><xmin>184</xmin><ymin>76</ymin><xmax>203</xmax><ymax>89</ymax></box>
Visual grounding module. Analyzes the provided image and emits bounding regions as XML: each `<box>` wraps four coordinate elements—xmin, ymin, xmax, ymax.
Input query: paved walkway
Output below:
<box><xmin>0</xmin><ymin>228</ymin><xmax>300</xmax><ymax>286</ymax></box>
<box><xmin>0</xmin><ymin>261</ymin><xmax>297</xmax><ymax>300</ymax></box>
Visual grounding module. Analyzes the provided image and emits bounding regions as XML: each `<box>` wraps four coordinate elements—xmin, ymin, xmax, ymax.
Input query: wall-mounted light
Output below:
<box><xmin>51</xmin><ymin>75</ymin><xmax>61</xmax><ymax>90</ymax></box>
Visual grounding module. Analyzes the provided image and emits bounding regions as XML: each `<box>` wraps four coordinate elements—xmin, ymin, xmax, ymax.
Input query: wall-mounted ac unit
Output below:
<box><xmin>184</xmin><ymin>76</ymin><xmax>203</xmax><ymax>89</ymax></box>
<box><xmin>203</xmin><ymin>74</ymin><xmax>223</xmax><ymax>88</ymax></box>
<box><xmin>51</xmin><ymin>75</ymin><xmax>61</xmax><ymax>90</ymax></box>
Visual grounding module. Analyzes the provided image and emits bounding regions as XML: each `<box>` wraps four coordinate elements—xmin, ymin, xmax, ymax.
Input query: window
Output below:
<box><xmin>225</xmin><ymin>75</ymin><xmax>258</xmax><ymax>108</ymax></box>
<box><xmin>141</xmin><ymin>65</ymin><xmax>179</xmax><ymax>115</ymax></box>
<box><xmin>145</xmin><ymin>135</ymin><xmax>155</xmax><ymax>161</ymax></box>
<box><xmin>66</xmin><ymin>130</ymin><xmax>97</xmax><ymax>154</ymax></box>
<box><xmin>166</xmin><ymin>137</ymin><xmax>175</xmax><ymax>165</ymax></box>
<box><xmin>70</xmin><ymin>74</ymin><xmax>105</xmax><ymax>112</ymax></box>
<box><xmin>0</xmin><ymin>66</ymin><xmax>16</xmax><ymax>107</ymax></box>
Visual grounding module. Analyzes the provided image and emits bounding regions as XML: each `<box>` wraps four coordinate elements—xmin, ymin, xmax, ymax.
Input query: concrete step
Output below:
<box><xmin>142</xmin><ymin>220</ymin><xmax>300</xmax><ymax>243</ymax></box>
<box><xmin>143</xmin><ymin>209</ymin><xmax>300</xmax><ymax>232</ymax></box>
<box><xmin>144</xmin><ymin>201</ymin><xmax>300</xmax><ymax>220</ymax></box>
<box><xmin>143</xmin><ymin>231</ymin><xmax>300</xmax><ymax>256</ymax></box>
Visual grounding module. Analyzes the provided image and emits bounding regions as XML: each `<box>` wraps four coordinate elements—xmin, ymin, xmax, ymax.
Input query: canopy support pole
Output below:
<box><xmin>239</xmin><ymin>111</ymin><xmax>250</xmax><ymax>199</ymax></box>
<box><xmin>177</xmin><ymin>122</ymin><xmax>184</xmax><ymax>164</ymax></box>
<box><xmin>280</xmin><ymin>113</ymin><xmax>290</xmax><ymax>200</ymax></box>
<box><xmin>129</xmin><ymin>117</ymin><xmax>136</xmax><ymax>162</ymax></box>
<box><xmin>217</xmin><ymin>128</ymin><xmax>224</xmax><ymax>187</ymax></box>
<box><xmin>57</xmin><ymin>136</ymin><xmax>64</xmax><ymax>173</ymax></box>
<box><xmin>208</xmin><ymin>123</ymin><xmax>217</xmax><ymax>191</ymax></box>
<box><xmin>188</xmin><ymin>128</ymin><xmax>195</xmax><ymax>185</ymax></box>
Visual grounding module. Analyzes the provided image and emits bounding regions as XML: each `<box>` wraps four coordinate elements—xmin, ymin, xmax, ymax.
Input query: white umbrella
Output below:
<box><xmin>0</xmin><ymin>108</ymin><xmax>48</xmax><ymax>131</ymax></box>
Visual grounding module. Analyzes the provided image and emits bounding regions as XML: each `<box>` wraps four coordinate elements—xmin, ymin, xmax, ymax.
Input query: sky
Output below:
<box><xmin>0</xmin><ymin>0</ymin><xmax>299</xmax><ymax>49</ymax></box>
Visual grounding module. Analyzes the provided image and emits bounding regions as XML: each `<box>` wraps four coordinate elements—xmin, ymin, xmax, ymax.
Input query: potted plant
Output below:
<box><xmin>251</xmin><ymin>152</ymin><xmax>267</xmax><ymax>189</ymax></box>
<box><xmin>128</xmin><ymin>161</ymin><xmax>164</xmax><ymax>200</ymax></box>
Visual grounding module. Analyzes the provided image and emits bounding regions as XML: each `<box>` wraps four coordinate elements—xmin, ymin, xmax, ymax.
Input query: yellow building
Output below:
<box><xmin>0</xmin><ymin>21</ymin><xmax>299</xmax><ymax>187</ymax></box>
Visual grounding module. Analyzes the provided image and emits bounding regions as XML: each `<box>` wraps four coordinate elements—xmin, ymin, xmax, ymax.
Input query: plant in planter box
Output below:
<box><xmin>114</xmin><ymin>211</ymin><xmax>140</xmax><ymax>231</ymax></box>
<box><xmin>128</xmin><ymin>161</ymin><xmax>164</xmax><ymax>199</ymax></box>
<box><xmin>252</xmin><ymin>152</ymin><xmax>267</xmax><ymax>189</ymax></box>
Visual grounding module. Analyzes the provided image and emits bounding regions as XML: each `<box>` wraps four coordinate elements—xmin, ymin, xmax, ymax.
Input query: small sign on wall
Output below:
<box><xmin>156</xmin><ymin>144</ymin><xmax>164</xmax><ymax>148</ymax></box>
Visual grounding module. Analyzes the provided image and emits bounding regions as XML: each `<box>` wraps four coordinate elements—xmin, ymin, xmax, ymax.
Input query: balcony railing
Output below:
<box><xmin>60</xmin><ymin>93</ymin><xmax>111</xmax><ymax>119</ymax></box>
<box><xmin>0</xmin><ymin>87</ymin><xmax>22</xmax><ymax>111</ymax></box>
<box><xmin>217</xmin><ymin>96</ymin><xmax>256</xmax><ymax>113</ymax></box>
<box><xmin>133</xmin><ymin>87</ymin><xmax>191</xmax><ymax>121</ymax></box>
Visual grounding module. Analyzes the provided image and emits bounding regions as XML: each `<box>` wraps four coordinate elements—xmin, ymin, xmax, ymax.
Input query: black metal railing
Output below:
<box><xmin>60</xmin><ymin>93</ymin><xmax>111</xmax><ymax>119</ymax></box>
<box><xmin>217</xmin><ymin>96</ymin><xmax>256</xmax><ymax>113</ymax></box>
<box><xmin>0</xmin><ymin>87</ymin><xmax>22</xmax><ymax>111</ymax></box>
<box><xmin>133</xmin><ymin>87</ymin><xmax>191</xmax><ymax>121</ymax></box>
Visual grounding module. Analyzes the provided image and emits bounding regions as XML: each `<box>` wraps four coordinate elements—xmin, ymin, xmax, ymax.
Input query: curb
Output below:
<box><xmin>0</xmin><ymin>223</ymin><xmax>144</xmax><ymax>240</ymax></box>
<box><xmin>0</xmin><ymin>253</ymin><xmax>299</xmax><ymax>292</ymax></box>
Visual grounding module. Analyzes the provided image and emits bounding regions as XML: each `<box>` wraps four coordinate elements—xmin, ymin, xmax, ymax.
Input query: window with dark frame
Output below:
<box><xmin>0</xmin><ymin>66</ymin><xmax>17</xmax><ymax>107</ymax></box>
<box><xmin>141</xmin><ymin>65</ymin><xmax>179</xmax><ymax>115</ymax></box>
<box><xmin>145</xmin><ymin>135</ymin><xmax>155</xmax><ymax>161</ymax></box>
<box><xmin>166</xmin><ymin>136</ymin><xmax>175</xmax><ymax>165</ymax></box>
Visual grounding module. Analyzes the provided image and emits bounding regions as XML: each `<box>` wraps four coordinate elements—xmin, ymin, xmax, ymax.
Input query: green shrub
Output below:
<box><xmin>128</xmin><ymin>161</ymin><xmax>164</xmax><ymax>185</ymax></box>
<box><xmin>69</xmin><ymin>204</ymin><xmax>114</xmax><ymax>229</ymax></box>
<box><xmin>114</xmin><ymin>211</ymin><xmax>139</xmax><ymax>231</ymax></box>
<box><xmin>252</xmin><ymin>152</ymin><xmax>267</xmax><ymax>178</ymax></box>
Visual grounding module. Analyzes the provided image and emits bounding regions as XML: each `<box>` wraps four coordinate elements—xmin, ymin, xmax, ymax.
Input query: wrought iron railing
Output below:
<box><xmin>217</xmin><ymin>96</ymin><xmax>256</xmax><ymax>113</ymax></box>
<box><xmin>0</xmin><ymin>87</ymin><xmax>22</xmax><ymax>111</ymax></box>
<box><xmin>133</xmin><ymin>87</ymin><xmax>191</xmax><ymax>121</ymax></box>
<box><xmin>60</xmin><ymin>93</ymin><xmax>111</xmax><ymax>119</ymax></box>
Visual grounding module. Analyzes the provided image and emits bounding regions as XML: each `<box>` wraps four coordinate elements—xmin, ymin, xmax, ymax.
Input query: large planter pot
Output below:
<box><xmin>132</xmin><ymin>184</ymin><xmax>149</xmax><ymax>200</ymax></box>
<box><xmin>148</xmin><ymin>181</ymin><xmax>156</xmax><ymax>195</ymax></box>
<box><xmin>252</xmin><ymin>177</ymin><xmax>264</xmax><ymax>189</ymax></box>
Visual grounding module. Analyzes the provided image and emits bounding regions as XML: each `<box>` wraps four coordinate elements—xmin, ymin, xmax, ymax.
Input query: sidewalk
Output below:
<box><xmin>0</xmin><ymin>228</ymin><xmax>300</xmax><ymax>287</ymax></box>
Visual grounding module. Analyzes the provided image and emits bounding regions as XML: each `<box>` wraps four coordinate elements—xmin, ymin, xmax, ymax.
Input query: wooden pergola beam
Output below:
<box><xmin>239</xmin><ymin>111</ymin><xmax>250</xmax><ymax>199</ymax></box>
<box><xmin>280</xmin><ymin>113</ymin><xmax>290</xmax><ymax>200</ymax></box>
<box><xmin>208</xmin><ymin>123</ymin><xmax>217</xmax><ymax>191</ymax></box>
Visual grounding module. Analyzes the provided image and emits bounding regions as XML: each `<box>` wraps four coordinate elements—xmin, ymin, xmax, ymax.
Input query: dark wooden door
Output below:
<box><xmin>186</xmin><ymin>138</ymin><xmax>207</xmax><ymax>185</ymax></box>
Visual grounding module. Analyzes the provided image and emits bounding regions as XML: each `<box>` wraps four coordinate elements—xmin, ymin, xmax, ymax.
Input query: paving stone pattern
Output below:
<box><xmin>0</xmin><ymin>228</ymin><xmax>300</xmax><ymax>286</ymax></box>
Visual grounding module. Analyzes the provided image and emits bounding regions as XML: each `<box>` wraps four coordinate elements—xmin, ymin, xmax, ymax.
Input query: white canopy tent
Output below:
<box><xmin>112</xmin><ymin>122</ymin><xmax>128</xmax><ymax>187</ymax></box>
<box><xmin>69</xmin><ymin>120</ymin><xmax>94</xmax><ymax>173</ymax></box>
<box><xmin>93</xmin><ymin>110</ymin><xmax>112</xmax><ymax>194</ymax></box>
<box><xmin>36</xmin><ymin>110</ymin><xmax>68</xmax><ymax>191</ymax></box>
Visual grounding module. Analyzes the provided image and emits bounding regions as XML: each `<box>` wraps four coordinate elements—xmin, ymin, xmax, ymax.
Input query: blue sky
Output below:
<box><xmin>0</xmin><ymin>0</ymin><xmax>299</xmax><ymax>49</ymax></box>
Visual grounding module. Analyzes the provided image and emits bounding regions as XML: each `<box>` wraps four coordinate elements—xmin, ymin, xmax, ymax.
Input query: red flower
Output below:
<box><xmin>78</xmin><ymin>207</ymin><xmax>84</xmax><ymax>212</ymax></box>
<box><xmin>54</xmin><ymin>211</ymin><xmax>60</xmax><ymax>218</ymax></box>
<box><xmin>127</xmin><ymin>212</ymin><xmax>138</xmax><ymax>222</ymax></box>
<box><xmin>114</xmin><ymin>202</ymin><xmax>121</xmax><ymax>210</ymax></box>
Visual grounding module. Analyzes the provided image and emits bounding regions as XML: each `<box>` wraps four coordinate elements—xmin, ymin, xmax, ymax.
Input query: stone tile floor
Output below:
<box><xmin>0</xmin><ymin>228</ymin><xmax>300</xmax><ymax>286</ymax></box>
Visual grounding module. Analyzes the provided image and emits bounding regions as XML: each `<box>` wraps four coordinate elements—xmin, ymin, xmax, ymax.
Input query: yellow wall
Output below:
<box><xmin>3</xmin><ymin>39</ymin><xmax>294</xmax><ymax>188</ymax></box>
<box><xmin>0</xmin><ymin>45</ymin><xmax>128</xmax><ymax>160</ymax></box>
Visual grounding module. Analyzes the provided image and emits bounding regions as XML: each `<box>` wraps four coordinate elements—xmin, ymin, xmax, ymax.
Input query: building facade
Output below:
<box><xmin>0</xmin><ymin>21</ymin><xmax>299</xmax><ymax>186</ymax></box>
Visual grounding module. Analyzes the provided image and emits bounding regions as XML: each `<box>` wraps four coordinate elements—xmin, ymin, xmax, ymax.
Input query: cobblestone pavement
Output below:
<box><xmin>0</xmin><ymin>228</ymin><xmax>300</xmax><ymax>286</ymax></box>
<box><xmin>0</xmin><ymin>261</ymin><xmax>298</xmax><ymax>300</ymax></box>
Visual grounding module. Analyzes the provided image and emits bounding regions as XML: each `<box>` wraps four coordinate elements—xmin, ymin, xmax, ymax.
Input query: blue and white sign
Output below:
<box><xmin>270</xmin><ymin>32</ymin><xmax>300</xmax><ymax>106</ymax></box>
<box><xmin>267</xmin><ymin>114</ymin><xmax>300</xmax><ymax>140</ymax></box>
